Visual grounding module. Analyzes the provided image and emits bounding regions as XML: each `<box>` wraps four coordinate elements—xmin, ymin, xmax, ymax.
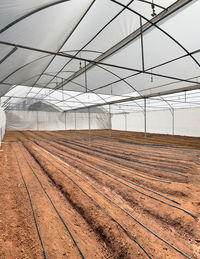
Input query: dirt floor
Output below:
<box><xmin>0</xmin><ymin>130</ymin><xmax>200</xmax><ymax>258</ymax></box>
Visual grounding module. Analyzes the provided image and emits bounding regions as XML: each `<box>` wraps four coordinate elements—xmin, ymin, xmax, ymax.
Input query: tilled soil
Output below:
<box><xmin>1</xmin><ymin>130</ymin><xmax>200</xmax><ymax>258</ymax></box>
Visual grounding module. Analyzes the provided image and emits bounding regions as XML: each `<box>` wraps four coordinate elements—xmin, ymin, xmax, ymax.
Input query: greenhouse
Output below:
<box><xmin>0</xmin><ymin>1</ymin><xmax>200</xmax><ymax>258</ymax></box>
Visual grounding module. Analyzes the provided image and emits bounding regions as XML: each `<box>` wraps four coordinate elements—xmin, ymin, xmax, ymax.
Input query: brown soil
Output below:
<box><xmin>1</xmin><ymin>130</ymin><xmax>200</xmax><ymax>258</ymax></box>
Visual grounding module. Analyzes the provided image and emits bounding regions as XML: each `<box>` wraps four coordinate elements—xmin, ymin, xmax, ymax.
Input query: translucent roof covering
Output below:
<box><xmin>0</xmin><ymin>0</ymin><xmax>199</xmax><ymax>111</ymax></box>
<box><xmin>105</xmin><ymin>89</ymin><xmax>200</xmax><ymax>114</ymax></box>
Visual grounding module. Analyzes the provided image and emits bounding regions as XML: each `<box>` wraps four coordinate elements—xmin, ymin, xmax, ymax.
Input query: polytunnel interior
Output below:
<box><xmin>0</xmin><ymin>1</ymin><xmax>200</xmax><ymax>259</ymax></box>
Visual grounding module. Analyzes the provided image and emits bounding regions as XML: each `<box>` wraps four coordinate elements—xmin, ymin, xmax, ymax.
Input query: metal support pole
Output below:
<box><xmin>140</xmin><ymin>17</ymin><xmax>145</xmax><ymax>71</ymax></box>
<box><xmin>88</xmin><ymin>108</ymin><xmax>91</xmax><ymax>144</ymax></box>
<box><xmin>75</xmin><ymin>112</ymin><xmax>76</xmax><ymax>130</ymax></box>
<box><xmin>125</xmin><ymin>113</ymin><xmax>127</xmax><ymax>131</ymax></box>
<box><xmin>172</xmin><ymin>108</ymin><xmax>175</xmax><ymax>135</ymax></box>
<box><xmin>84</xmin><ymin>60</ymin><xmax>87</xmax><ymax>92</ymax></box>
<box><xmin>64</xmin><ymin>112</ymin><xmax>66</xmax><ymax>131</ymax></box>
<box><xmin>144</xmin><ymin>98</ymin><xmax>147</xmax><ymax>143</ymax></box>
<box><xmin>36</xmin><ymin>111</ymin><xmax>39</xmax><ymax>131</ymax></box>
<box><xmin>109</xmin><ymin>104</ymin><xmax>112</xmax><ymax>136</ymax></box>
<box><xmin>0</xmin><ymin>127</ymin><xmax>2</xmax><ymax>147</ymax></box>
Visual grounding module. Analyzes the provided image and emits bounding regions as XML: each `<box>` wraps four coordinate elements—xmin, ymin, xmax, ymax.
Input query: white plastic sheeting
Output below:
<box><xmin>0</xmin><ymin>0</ymin><xmax>199</xmax><ymax>111</ymax></box>
<box><xmin>6</xmin><ymin>110</ymin><xmax>110</xmax><ymax>131</ymax></box>
<box><xmin>111</xmin><ymin>107</ymin><xmax>200</xmax><ymax>137</ymax></box>
<box><xmin>0</xmin><ymin>107</ymin><xmax>6</xmax><ymax>146</ymax></box>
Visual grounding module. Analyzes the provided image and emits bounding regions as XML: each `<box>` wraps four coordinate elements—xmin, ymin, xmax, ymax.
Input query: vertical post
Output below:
<box><xmin>109</xmin><ymin>105</ymin><xmax>112</xmax><ymax>137</ymax></box>
<box><xmin>172</xmin><ymin>108</ymin><xmax>175</xmax><ymax>135</ymax></box>
<box><xmin>125</xmin><ymin>113</ymin><xmax>127</xmax><ymax>131</ymax></box>
<box><xmin>75</xmin><ymin>112</ymin><xmax>76</xmax><ymax>130</ymax></box>
<box><xmin>144</xmin><ymin>98</ymin><xmax>147</xmax><ymax>143</ymax></box>
<box><xmin>140</xmin><ymin>17</ymin><xmax>145</xmax><ymax>71</ymax></box>
<box><xmin>88</xmin><ymin>108</ymin><xmax>91</xmax><ymax>144</ymax></box>
<box><xmin>64</xmin><ymin>112</ymin><xmax>66</xmax><ymax>131</ymax></box>
<box><xmin>36</xmin><ymin>111</ymin><xmax>39</xmax><ymax>131</ymax></box>
<box><xmin>0</xmin><ymin>127</ymin><xmax>2</xmax><ymax>147</ymax></box>
<box><xmin>84</xmin><ymin>60</ymin><xmax>87</xmax><ymax>92</ymax></box>
<box><xmin>0</xmin><ymin>98</ymin><xmax>1</xmax><ymax>147</ymax></box>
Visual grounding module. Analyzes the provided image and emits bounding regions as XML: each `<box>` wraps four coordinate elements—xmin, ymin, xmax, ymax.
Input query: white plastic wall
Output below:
<box><xmin>146</xmin><ymin>110</ymin><xmax>172</xmax><ymax>135</ymax></box>
<box><xmin>0</xmin><ymin>107</ymin><xmax>6</xmax><ymax>146</ymax></box>
<box><xmin>6</xmin><ymin>110</ymin><xmax>110</xmax><ymax>131</ymax></box>
<box><xmin>112</xmin><ymin>107</ymin><xmax>200</xmax><ymax>137</ymax></box>
<box><xmin>174</xmin><ymin>108</ymin><xmax>200</xmax><ymax>137</ymax></box>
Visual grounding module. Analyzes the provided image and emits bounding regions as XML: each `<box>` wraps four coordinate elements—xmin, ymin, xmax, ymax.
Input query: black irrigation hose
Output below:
<box><xmin>68</xmin><ymin>139</ymin><xmax>190</xmax><ymax>176</ymax></box>
<box><xmin>54</xmin><ymin>139</ymin><xmax>188</xmax><ymax>184</ymax></box>
<box><xmin>81</xmin><ymin>131</ymin><xmax>200</xmax><ymax>151</ymax></box>
<box><xmin>27</xmin><ymin>143</ymin><xmax>152</xmax><ymax>259</ymax></box>
<box><xmin>101</xmin><ymin>138</ymin><xmax>195</xmax><ymax>167</ymax></box>
<box><xmin>13</xmin><ymin>150</ymin><xmax>47</xmax><ymax>259</ymax></box>
<box><xmin>26</xmin><ymin>141</ymin><xmax>193</xmax><ymax>259</ymax></box>
<box><xmin>27</xmin><ymin>132</ymin><xmax>175</xmax><ymax>184</ymax></box>
<box><xmin>53</xmin><ymin>154</ymin><xmax>193</xmax><ymax>259</ymax></box>
<box><xmin>31</xmin><ymin>140</ymin><xmax>197</xmax><ymax>219</ymax></box>
<box><xmin>59</xmin><ymin>139</ymin><xmax>189</xmax><ymax>178</ymax></box>
<box><xmin>44</xmin><ymin>138</ymin><xmax>172</xmax><ymax>183</ymax></box>
<box><xmin>70</xmin><ymin>138</ymin><xmax>191</xmax><ymax>171</ymax></box>
<box><xmin>37</xmin><ymin>139</ymin><xmax>186</xmax><ymax>205</ymax></box>
<box><xmin>31</xmin><ymin>132</ymin><xmax>195</xmax><ymax>169</ymax></box>
<box><xmin>17</xmin><ymin>144</ymin><xmax>85</xmax><ymax>259</ymax></box>
<box><xmin>37</xmin><ymin>140</ymin><xmax>181</xmax><ymax>205</ymax></box>
<box><xmin>46</xmin><ymin>138</ymin><xmax>173</xmax><ymax>184</ymax></box>
<box><xmin>118</xmin><ymin>139</ymin><xmax>200</xmax><ymax>151</ymax></box>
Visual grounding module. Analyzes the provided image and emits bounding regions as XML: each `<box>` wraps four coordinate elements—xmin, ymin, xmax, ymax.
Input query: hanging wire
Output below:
<box><xmin>151</xmin><ymin>0</ymin><xmax>156</xmax><ymax>17</ymax></box>
<box><xmin>79</xmin><ymin>52</ymin><xmax>82</xmax><ymax>69</ymax></box>
<box><xmin>150</xmin><ymin>69</ymin><xmax>153</xmax><ymax>82</ymax></box>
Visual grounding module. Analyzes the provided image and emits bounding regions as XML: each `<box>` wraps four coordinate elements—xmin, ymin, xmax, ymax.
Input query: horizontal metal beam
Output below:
<box><xmin>0</xmin><ymin>41</ymin><xmax>197</xmax><ymax>86</ymax></box>
<box><xmin>52</xmin><ymin>0</ymin><xmax>194</xmax><ymax>92</ymax></box>
<box><xmin>64</xmin><ymin>84</ymin><xmax>200</xmax><ymax>112</ymax></box>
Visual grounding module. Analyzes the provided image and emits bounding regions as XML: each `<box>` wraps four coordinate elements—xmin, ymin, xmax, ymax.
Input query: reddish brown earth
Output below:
<box><xmin>0</xmin><ymin>130</ymin><xmax>200</xmax><ymax>258</ymax></box>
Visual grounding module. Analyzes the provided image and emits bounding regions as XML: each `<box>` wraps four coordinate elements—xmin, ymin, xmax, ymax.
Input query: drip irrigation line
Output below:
<box><xmin>57</xmin><ymin>138</ymin><xmax>189</xmax><ymax>183</ymax></box>
<box><xmin>54</xmin><ymin>132</ymin><xmax>191</xmax><ymax>175</ymax></box>
<box><xmin>25</xmin><ymin>142</ymin><xmax>152</xmax><ymax>259</ymax></box>
<box><xmin>42</xmin><ymin>137</ymin><xmax>172</xmax><ymax>183</ymax></box>
<box><xmin>56</xmin><ymin>139</ymin><xmax>189</xmax><ymax>178</ymax></box>
<box><xmin>52</xmin><ymin>153</ymin><xmax>192</xmax><ymax>259</ymax></box>
<box><xmin>23</xmin><ymin>132</ymin><xmax>175</xmax><ymax>183</ymax></box>
<box><xmin>71</xmin><ymin>131</ymin><xmax>197</xmax><ymax>164</ymax></box>
<box><xmin>81</xmin><ymin>131</ymin><xmax>200</xmax><ymax>151</ymax></box>
<box><xmin>38</xmin><ymin>139</ymin><xmax>181</xmax><ymax>205</ymax></box>
<box><xmin>29</xmin><ymin>139</ymin><xmax>196</xmax><ymax>219</ymax></box>
<box><xmin>118</xmin><ymin>139</ymin><xmax>200</xmax><ymax>151</ymax></box>
<box><xmin>80</xmin><ymin>175</ymin><xmax>193</xmax><ymax>259</ymax></box>
<box><xmin>17</xmin><ymin>143</ymin><xmax>85</xmax><ymax>259</ymax></box>
<box><xmin>24</xmin><ymin>140</ymin><xmax>193</xmax><ymax>258</ymax></box>
<box><xmin>53</xmin><ymin>142</ymin><xmax>172</xmax><ymax>183</ymax></box>
<box><xmin>13</xmin><ymin>150</ymin><xmax>47</xmax><ymax>259</ymax></box>
<box><xmin>76</xmin><ymin>137</ymin><xmax>191</xmax><ymax>171</ymax></box>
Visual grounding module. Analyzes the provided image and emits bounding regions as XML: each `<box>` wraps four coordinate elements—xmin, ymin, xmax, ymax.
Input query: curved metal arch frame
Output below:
<box><xmin>3</xmin><ymin>71</ymin><xmax>107</xmax><ymax>110</ymax></box>
<box><xmin>0</xmin><ymin>0</ymin><xmax>72</xmax><ymax>34</ymax></box>
<box><xmin>110</xmin><ymin>0</ymin><xmax>200</xmax><ymax>68</ymax></box>
<box><xmin>0</xmin><ymin>0</ymin><xmax>199</xmax><ymax>112</ymax></box>
<box><xmin>32</xmin><ymin>0</ymin><xmax>136</xmax><ymax>100</ymax></box>
<box><xmin>28</xmin><ymin>0</ymin><xmax>96</xmax><ymax>98</ymax></box>
<box><xmin>42</xmin><ymin>0</ymin><xmax>196</xmax><ymax>101</ymax></box>
<box><xmin>0</xmin><ymin>40</ymin><xmax>199</xmax><ymax>102</ymax></box>
<box><xmin>0</xmin><ymin>0</ymin><xmax>196</xmax><ymax>93</ymax></box>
